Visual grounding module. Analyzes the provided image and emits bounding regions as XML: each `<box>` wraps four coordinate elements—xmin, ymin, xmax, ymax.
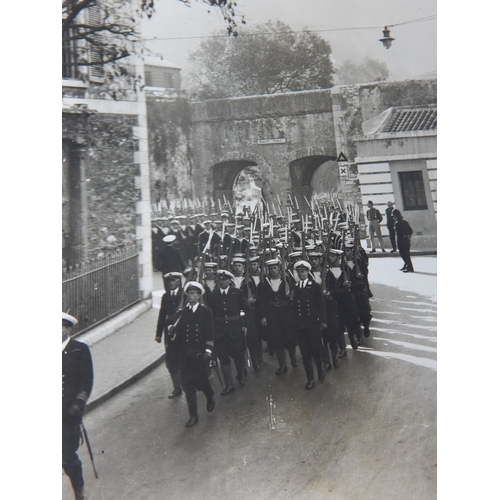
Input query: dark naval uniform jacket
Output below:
<box><xmin>168</xmin><ymin>304</ymin><xmax>215</xmax><ymax>358</ymax></box>
<box><xmin>156</xmin><ymin>289</ymin><xmax>183</xmax><ymax>343</ymax></box>
<box><xmin>62</xmin><ymin>339</ymin><xmax>94</xmax><ymax>423</ymax></box>
<box><xmin>290</xmin><ymin>278</ymin><xmax>326</xmax><ymax>329</ymax></box>
<box><xmin>207</xmin><ymin>285</ymin><xmax>251</xmax><ymax>340</ymax></box>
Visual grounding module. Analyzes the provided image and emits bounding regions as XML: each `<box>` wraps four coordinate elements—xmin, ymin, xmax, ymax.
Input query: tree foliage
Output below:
<box><xmin>335</xmin><ymin>57</ymin><xmax>390</xmax><ymax>85</ymax></box>
<box><xmin>189</xmin><ymin>20</ymin><xmax>335</xmax><ymax>99</ymax></box>
<box><xmin>62</xmin><ymin>0</ymin><xmax>244</xmax><ymax>77</ymax></box>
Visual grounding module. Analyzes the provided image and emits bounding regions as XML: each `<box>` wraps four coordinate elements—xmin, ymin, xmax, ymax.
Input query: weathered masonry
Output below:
<box><xmin>146</xmin><ymin>78</ymin><xmax>437</xmax><ymax>250</ymax></box>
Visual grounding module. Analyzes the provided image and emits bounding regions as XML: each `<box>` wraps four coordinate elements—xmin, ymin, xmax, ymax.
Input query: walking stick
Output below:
<box><xmin>81</xmin><ymin>423</ymin><xmax>98</xmax><ymax>479</ymax></box>
<box><xmin>210</xmin><ymin>359</ymin><xmax>224</xmax><ymax>389</ymax></box>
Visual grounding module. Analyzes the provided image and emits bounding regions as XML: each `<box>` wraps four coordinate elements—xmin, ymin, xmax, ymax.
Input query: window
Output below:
<box><xmin>399</xmin><ymin>171</ymin><xmax>428</xmax><ymax>210</ymax></box>
<box><xmin>62</xmin><ymin>26</ymin><xmax>79</xmax><ymax>79</ymax></box>
<box><xmin>144</xmin><ymin>66</ymin><xmax>175</xmax><ymax>88</ymax></box>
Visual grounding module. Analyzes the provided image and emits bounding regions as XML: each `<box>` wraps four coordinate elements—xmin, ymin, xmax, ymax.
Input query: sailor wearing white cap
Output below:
<box><xmin>202</xmin><ymin>262</ymin><xmax>218</xmax><ymax>294</ymax></box>
<box><xmin>291</xmin><ymin>260</ymin><xmax>327</xmax><ymax>390</ymax></box>
<box><xmin>158</xmin><ymin>234</ymin><xmax>185</xmax><ymax>290</ymax></box>
<box><xmin>155</xmin><ymin>271</ymin><xmax>184</xmax><ymax>398</ymax></box>
<box><xmin>259</xmin><ymin>258</ymin><xmax>298</xmax><ymax>375</ymax></box>
<box><xmin>166</xmin><ymin>281</ymin><xmax>215</xmax><ymax>427</ymax></box>
<box><xmin>62</xmin><ymin>312</ymin><xmax>94</xmax><ymax>500</ymax></box>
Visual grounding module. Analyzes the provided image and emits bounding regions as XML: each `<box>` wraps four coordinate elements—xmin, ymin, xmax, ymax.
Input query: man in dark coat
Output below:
<box><xmin>290</xmin><ymin>260</ymin><xmax>327</xmax><ymax>390</ymax></box>
<box><xmin>157</xmin><ymin>235</ymin><xmax>185</xmax><ymax>290</ymax></box>
<box><xmin>207</xmin><ymin>270</ymin><xmax>251</xmax><ymax>395</ymax></box>
<box><xmin>62</xmin><ymin>313</ymin><xmax>94</xmax><ymax>500</ymax></box>
<box><xmin>155</xmin><ymin>272</ymin><xmax>184</xmax><ymax>398</ymax></box>
<box><xmin>166</xmin><ymin>281</ymin><xmax>216</xmax><ymax>427</ymax></box>
<box><xmin>385</xmin><ymin>201</ymin><xmax>398</xmax><ymax>252</ymax></box>
<box><xmin>393</xmin><ymin>209</ymin><xmax>414</xmax><ymax>273</ymax></box>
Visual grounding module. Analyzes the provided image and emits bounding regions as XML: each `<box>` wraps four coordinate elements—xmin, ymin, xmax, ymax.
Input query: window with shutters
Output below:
<box><xmin>62</xmin><ymin>25</ymin><xmax>79</xmax><ymax>79</ymax></box>
<box><xmin>399</xmin><ymin>171</ymin><xmax>428</xmax><ymax>211</ymax></box>
<box><xmin>87</xmin><ymin>4</ymin><xmax>105</xmax><ymax>81</ymax></box>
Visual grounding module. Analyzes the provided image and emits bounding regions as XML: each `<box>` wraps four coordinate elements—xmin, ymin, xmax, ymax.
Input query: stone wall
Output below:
<box><xmin>85</xmin><ymin>113</ymin><xmax>140</xmax><ymax>257</ymax></box>
<box><xmin>147</xmin><ymin>96</ymin><xmax>194</xmax><ymax>203</ymax></box>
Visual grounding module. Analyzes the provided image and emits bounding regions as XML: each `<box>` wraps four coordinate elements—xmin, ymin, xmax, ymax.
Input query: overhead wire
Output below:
<box><xmin>139</xmin><ymin>14</ymin><xmax>436</xmax><ymax>42</ymax></box>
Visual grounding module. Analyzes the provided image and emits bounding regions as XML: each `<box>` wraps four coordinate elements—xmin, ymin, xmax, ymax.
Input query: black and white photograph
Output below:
<box><xmin>62</xmin><ymin>1</ymin><xmax>448</xmax><ymax>498</ymax></box>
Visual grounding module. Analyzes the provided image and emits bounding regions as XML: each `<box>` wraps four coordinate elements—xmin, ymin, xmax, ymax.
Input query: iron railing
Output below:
<box><xmin>62</xmin><ymin>246</ymin><xmax>140</xmax><ymax>336</ymax></box>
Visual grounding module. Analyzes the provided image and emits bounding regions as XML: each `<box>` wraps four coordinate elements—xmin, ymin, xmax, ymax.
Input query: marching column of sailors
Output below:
<box><xmin>155</xmin><ymin>221</ymin><xmax>374</xmax><ymax>428</ymax></box>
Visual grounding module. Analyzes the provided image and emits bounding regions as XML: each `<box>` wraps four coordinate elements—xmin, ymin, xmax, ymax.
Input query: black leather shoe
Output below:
<box><xmin>275</xmin><ymin>365</ymin><xmax>288</xmax><ymax>375</ymax></box>
<box><xmin>168</xmin><ymin>388</ymin><xmax>182</xmax><ymax>399</ymax></box>
<box><xmin>220</xmin><ymin>385</ymin><xmax>235</xmax><ymax>396</ymax></box>
<box><xmin>324</xmin><ymin>363</ymin><xmax>333</xmax><ymax>371</ymax></box>
<box><xmin>185</xmin><ymin>415</ymin><xmax>199</xmax><ymax>427</ymax></box>
<box><xmin>391</xmin><ymin>249</ymin><xmax>397</xmax><ymax>253</ymax></box>
<box><xmin>364</xmin><ymin>326</ymin><xmax>370</xmax><ymax>338</ymax></box>
<box><xmin>290</xmin><ymin>355</ymin><xmax>298</xmax><ymax>368</ymax></box>
<box><xmin>357</xmin><ymin>336</ymin><xmax>363</xmax><ymax>345</ymax></box>
<box><xmin>338</xmin><ymin>347</ymin><xmax>347</xmax><ymax>358</ymax></box>
<box><xmin>318</xmin><ymin>370</ymin><xmax>326</xmax><ymax>381</ymax></box>
<box><xmin>400</xmin><ymin>267</ymin><xmax>407</xmax><ymax>271</ymax></box>
<box><xmin>206</xmin><ymin>397</ymin><xmax>215</xmax><ymax>412</ymax></box>
<box><xmin>349</xmin><ymin>335</ymin><xmax>358</xmax><ymax>350</ymax></box>
<box><xmin>305</xmin><ymin>380</ymin><xmax>315</xmax><ymax>390</ymax></box>
<box><xmin>382</xmin><ymin>249</ymin><xmax>386</xmax><ymax>252</ymax></box>
<box><xmin>403</xmin><ymin>269</ymin><xmax>414</xmax><ymax>273</ymax></box>
<box><xmin>332</xmin><ymin>353</ymin><xmax>340</xmax><ymax>368</ymax></box>
<box><xmin>370</xmin><ymin>250</ymin><xmax>376</xmax><ymax>253</ymax></box>
<box><xmin>237</xmin><ymin>373</ymin><xmax>246</xmax><ymax>386</ymax></box>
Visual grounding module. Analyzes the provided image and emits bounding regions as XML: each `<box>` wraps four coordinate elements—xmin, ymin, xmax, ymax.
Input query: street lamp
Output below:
<box><xmin>379</xmin><ymin>26</ymin><xmax>395</xmax><ymax>49</ymax></box>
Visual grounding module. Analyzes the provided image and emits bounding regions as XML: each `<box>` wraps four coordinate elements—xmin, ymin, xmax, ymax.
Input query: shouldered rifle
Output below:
<box><xmin>280</xmin><ymin>244</ymin><xmax>290</xmax><ymax>297</ymax></box>
<box><xmin>353</xmin><ymin>224</ymin><xmax>363</xmax><ymax>279</ymax></box>
<box><xmin>321</xmin><ymin>231</ymin><xmax>333</xmax><ymax>294</ymax></box>
<box><xmin>245</xmin><ymin>243</ymin><xmax>254</xmax><ymax>303</ymax></box>
<box><xmin>341</xmin><ymin>230</ymin><xmax>351</xmax><ymax>289</ymax></box>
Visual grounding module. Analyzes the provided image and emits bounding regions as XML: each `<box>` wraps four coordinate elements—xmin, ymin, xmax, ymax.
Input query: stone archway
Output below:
<box><xmin>212</xmin><ymin>159</ymin><xmax>258</xmax><ymax>208</ymax></box>
<box><xmin>289</xmin><ymin>155</ymin><xmax>337</xmax><ymax>212</ymax></box>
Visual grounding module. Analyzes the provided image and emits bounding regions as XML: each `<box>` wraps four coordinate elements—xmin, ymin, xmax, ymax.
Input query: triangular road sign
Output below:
<box><xmin>336</xmin><ymin>151</ymin><xmax>348</xmax><ymax>162</ymax></box>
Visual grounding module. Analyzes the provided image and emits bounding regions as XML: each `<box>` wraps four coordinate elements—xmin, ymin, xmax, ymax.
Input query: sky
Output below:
<box><xmin>141</xmin><ymin>0</ymin><xmax>437</xmax><ymax>87</ymax></box>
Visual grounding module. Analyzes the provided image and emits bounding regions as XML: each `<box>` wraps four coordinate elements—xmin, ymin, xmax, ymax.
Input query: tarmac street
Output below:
<box><xmin>63</xmin><ymin>256</ymin><xmax>437</xmax><ymax>500</ymax></box>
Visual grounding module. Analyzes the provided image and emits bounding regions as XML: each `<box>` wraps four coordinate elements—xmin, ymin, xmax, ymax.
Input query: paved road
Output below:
<box><xmin>64</xmin><ymin>257</ymin><xmax>437</xmax><ymax>500</ymax></box>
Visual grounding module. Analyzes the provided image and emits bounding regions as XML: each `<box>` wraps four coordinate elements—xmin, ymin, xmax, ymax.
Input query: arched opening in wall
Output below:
<box><xmin>233</xmin><ymin>165</ymin><xmax>262</xmax><ymax>213</ymax></box>
<box><xmin>289</xmin><ymin>155</ymin><xmax>337</xmax><ymax>213</ymax></box>
<box><xmin>311</xmin><ymin>160</ymin><xmax>341</xmax><ymax>197</ymax></box>
<box><xmin>212</xmin><ymin>160</ymin><xmax>262</xmax><ymax>212</ymax></box>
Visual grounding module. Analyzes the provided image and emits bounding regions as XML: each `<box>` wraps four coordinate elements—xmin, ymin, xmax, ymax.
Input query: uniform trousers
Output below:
<box><xmin>62</xmin><ymin>418</ymin><xmax>84</xmax><ymax>492</ymax></box>
<box><xmin>323</xmin><ymin>298</ymin><xmax>341</xmax><ymax>362</ymax></box>
<box><xmin>296</xmin><ymin>327</ymin><xmax>324</xmax><ymax>381</ymax></box>
<box><xmin>179</xmin><ymin>355</ymin><xmax>214</xmax><ymax>417</ymax></box>
<box><xmin>214</xmin><ymin>331</ymin><xmax>246</xmax><ymax>374</ymax></box>
<box><xmin>266</xmin><ymin>305</ymin><xmax>296</xmax><ymax>352</ymax></box>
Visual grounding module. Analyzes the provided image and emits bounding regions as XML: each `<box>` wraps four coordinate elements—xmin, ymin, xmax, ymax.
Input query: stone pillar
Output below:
<box><xmin>66</xmin><ymin>145</ymin><xmax>88</xmax><ymax>266</ymax></box>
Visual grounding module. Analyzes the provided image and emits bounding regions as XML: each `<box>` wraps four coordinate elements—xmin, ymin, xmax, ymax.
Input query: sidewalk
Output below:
<box><xmin>80</xmin><ymin>271</ymin><xmax>166</xmax><ymax>413</ymax></box>
<box><xmin>80</xmin><ymin>252</ymin><xmax>437</xmax><ymax>414</ymax></box>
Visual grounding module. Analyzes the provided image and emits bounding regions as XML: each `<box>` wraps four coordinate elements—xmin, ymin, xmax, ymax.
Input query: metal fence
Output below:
<box><xmin>62</xmin><ymin>246</ymin><xmax>140</xmax><ymax>336</ymax></box>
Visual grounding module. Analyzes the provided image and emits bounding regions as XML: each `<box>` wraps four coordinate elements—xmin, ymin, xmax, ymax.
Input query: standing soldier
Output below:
<box><xmin>155</xmin><ymin>272</ymin><xmax>184</xmax><ymax>399</ymax></box>
<box><xmin>166</xmin><ymin>281</ymin><xmax>216</xmax><ymax>427</ymax></box>
<box><xmin>385</xmin><ymin>201</ymin><xmax>398</xmax><ymax>253</ymax></box>
<box><xmin>259</xmin><ymin>258</ymin><xmax>298</xmax><ymax>375</ymax></box>
<box><xmin>290</xmin><ymin>260</ymin><xmax>327</xmax><ymax>390</ymax></box>
<box><xmin>366</xmin><ymin>200</ymin><xmax>386</xmax><ymax>253</ymax></box>
<box><xmin>62</xmin><ymin>312</ymin><xmax>94</xmax><ymax>500</ymax></box>
<box><xmin>207</xmin><ymin>270</ymin><xmax>251</xmax><ymax>394</ymax></box>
